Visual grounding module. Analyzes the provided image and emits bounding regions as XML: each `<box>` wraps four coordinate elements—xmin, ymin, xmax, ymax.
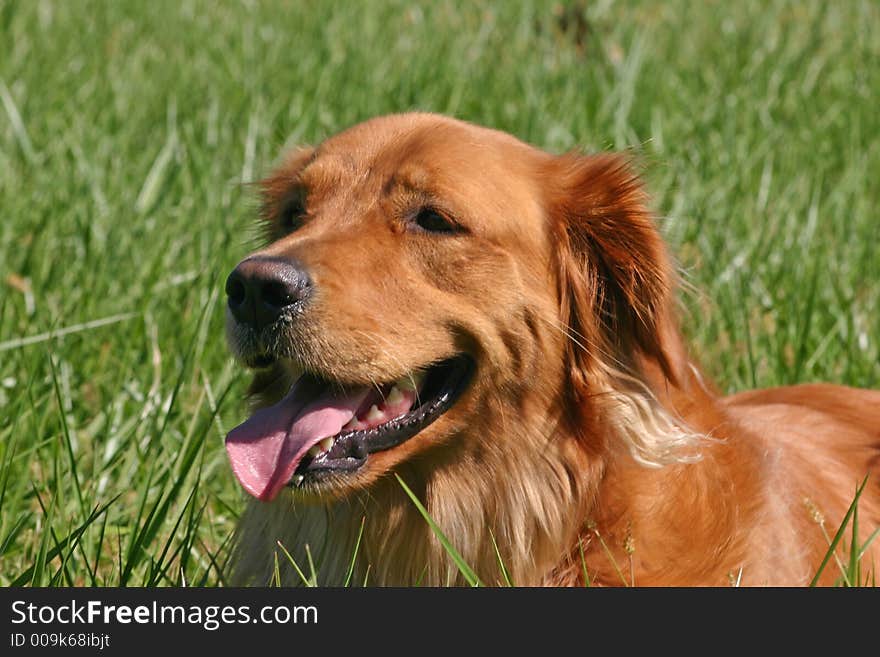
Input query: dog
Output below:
<box><xmin>223</xmin><ymin>113</ymin><xmax>879</xmax><ymax>586</ymax></box>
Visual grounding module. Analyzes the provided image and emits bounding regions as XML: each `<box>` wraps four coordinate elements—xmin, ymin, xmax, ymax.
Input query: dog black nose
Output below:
<box><xmin>225</xmin><ymin>256</ymin><xmax>312</xmax><ymax>330</ymax></box>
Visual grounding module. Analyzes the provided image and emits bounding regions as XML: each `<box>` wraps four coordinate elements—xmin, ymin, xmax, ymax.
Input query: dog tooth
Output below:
<box><xmin>386</xmin><ymin>385</ymin><xmax>405</xmax><ymax>405</ymax></box>
<box><xmin>366</xmin><ymin>404</ymin><xmax>384</xmax><ymax>422</ymax></box>
<box><xmin>319</xmin><ymin>436</ymin><xmax>334</xmax><ymax>452</ymax></box>
<box><xmin>292</xmin><ymin>474</ymin><xmax>304</xmax><ymax>487</ymax></box>
<box><xmin>307</xmin><ymin>445</ymin><xmax>322</xmax><ymax>458</ymax></box>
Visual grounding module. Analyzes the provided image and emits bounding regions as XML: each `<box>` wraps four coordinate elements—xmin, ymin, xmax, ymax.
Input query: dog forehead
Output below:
<box><xmin>315</xmin><ymin>113</ymin><xmax>540</xmax><ymax>179</ymax></box>
<box><xmin>308</xmin><ymin>114</ymin><xmax>548</xmax><ymax>230</ymax></box>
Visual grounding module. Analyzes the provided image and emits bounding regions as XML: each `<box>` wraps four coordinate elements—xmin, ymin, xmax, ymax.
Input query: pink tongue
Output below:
<box><xmin>225</xmin><ymin>377</ymin><xmax>371</xmax><ymax>502</ymax></box>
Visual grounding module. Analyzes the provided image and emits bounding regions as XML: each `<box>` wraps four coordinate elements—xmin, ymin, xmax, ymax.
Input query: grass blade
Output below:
<box><xmin>848</xmin><ymin>480</ymin><xmax>860</xmax><ymax>586</ymax></box>
<box><xmin>810</xmin><ymin>475</ymin><xmax>869</xmax><ymax>587</ymax></box>
<box><xmin>362</xmin><ymin>564</ymin><xmax>371</xmax><ymax>587</ymax></box>
<box><xmin>11</xmin><ymin>496</ymin><xmax>119</xmax><ymax>587</ymax></box>
<box><xmin>0</xmin><ymin>312</ymin><xmax>137</xmax><ymax>352</ymax></box>
<box><xmin>396</xmin><ymin>474</ymin><xmax>482</xmax><ymax>586</ymax></box>
<box><xmin>343</xmin><ymin>516</ymin><xmax>366</xmax><ymax>587</ymax></box>
<box><xmin>275</xmin><ymin>540</ymin><xmax>314</xmax><ymax>587</ymax></box>
<box><xmin>489</xmin><ymin>530</ymin><xmax>514</xmax><ymax>586</ymax></box>
<box><xmin>135</xmin><ymin>129</ymin><xmax>177</xmax><ymax>214</ymax></box>
<box><xmin>857</xmin><ymin>527</ymin><xmax>880</xmax><ymax>562</ymax></box>
<box><xmin>0</xmin><ymin>78</ymin><xmax>37</xmax><ymax>163</ymax></box>
<box><xmin>48</xmin><ymin>354</ymin><xmax>86</xmax><ymax>520</ymax></box>
<box><xmin>579</xmin><ymin>539</ymin><xmax>591</xmax><ymax>587</ymax></box>
<box><xmin>0</xmin><ymin>515</ymin><xmax>28</xmax><ymax>557</ymax></box>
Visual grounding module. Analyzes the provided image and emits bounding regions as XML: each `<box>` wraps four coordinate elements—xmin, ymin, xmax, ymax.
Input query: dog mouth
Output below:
<box><xmin>224</xmin><ymin>355</ymin><xmax>474</xmax><ymax>501</ymax></box>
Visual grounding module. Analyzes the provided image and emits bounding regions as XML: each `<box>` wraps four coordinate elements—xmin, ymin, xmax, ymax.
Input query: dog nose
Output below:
<box><xmin>225</xmin><ymin>256</ymin><xmax>312</xmax><ymax>330</ymax></box>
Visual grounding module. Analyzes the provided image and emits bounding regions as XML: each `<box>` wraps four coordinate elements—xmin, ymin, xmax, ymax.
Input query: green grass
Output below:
<box><xmin>1</xmin><ymin>0</ymin><xmax>878</xmax><ymax>586</ymax></box>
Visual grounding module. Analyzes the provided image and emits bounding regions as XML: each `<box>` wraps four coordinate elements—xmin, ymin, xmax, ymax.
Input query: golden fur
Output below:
<box><xmin>227</xmin><ymin>113</ymin><xmax>879</xmax><ymax>586</ymax></box>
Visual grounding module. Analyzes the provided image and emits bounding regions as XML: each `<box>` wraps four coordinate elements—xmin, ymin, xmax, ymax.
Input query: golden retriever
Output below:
<box><xmin>223</xmin><ymin>113</ymin><xmax>879</xmax><ymax>586</ymax></box>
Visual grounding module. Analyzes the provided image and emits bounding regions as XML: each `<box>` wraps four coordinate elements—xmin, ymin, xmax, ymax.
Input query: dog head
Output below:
<box><xmin>224</xmin><ymin>113</ymin><xmax>686</xmax><ymax>504</ymax></box>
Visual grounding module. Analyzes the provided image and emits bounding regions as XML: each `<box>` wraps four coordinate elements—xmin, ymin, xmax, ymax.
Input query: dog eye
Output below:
<box><xmin>413</xmin><ymin>207</ymin><xmax>458</xmax><ymax>234</ymax></box>
<box><xmin>279</xmin><ymin>196</ymin><xmax>306</xmax><ymax>233</ymax></box>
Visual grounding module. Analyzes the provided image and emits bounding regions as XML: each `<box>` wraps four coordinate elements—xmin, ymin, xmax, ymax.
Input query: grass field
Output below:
<box><xmin>1</xmin><ymin>0</ymin><xmax>878</xmax><ymax>586</ymax></box>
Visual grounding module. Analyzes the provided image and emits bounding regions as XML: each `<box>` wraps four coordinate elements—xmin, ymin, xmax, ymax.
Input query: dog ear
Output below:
<box><xmin>258</xmin><ymin>146</ymin><xmax>315</xmax><ymax>237</ymax></box>
<box><xmin>547</xmin><ymin>152</ymin><xmax>685</xmax><ymax>392</ymax></box>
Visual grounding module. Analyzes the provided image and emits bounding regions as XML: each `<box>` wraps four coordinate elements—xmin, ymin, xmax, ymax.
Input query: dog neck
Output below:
<box><xmin>231</xmin><ymin>357</ymin><xmax>771</xmax><ymax>587</ymax></box>
<box><xmin>556</xmin><ymin>361</ymin><xmax>771</xmax><ymax>586</ymax></box>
